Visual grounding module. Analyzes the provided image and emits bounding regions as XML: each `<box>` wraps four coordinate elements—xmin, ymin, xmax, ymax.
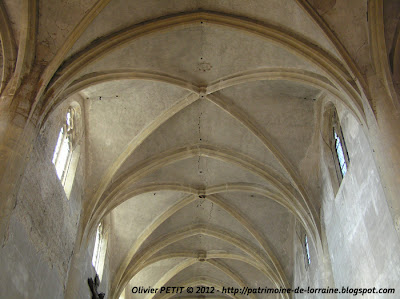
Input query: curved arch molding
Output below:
<box><xmin>0</xmin><ymin>1</ymin><xmax>17</xmax><ymax>93</ymax></box>
<box><xmin>39</xmin><ymin>11</ymin><xmax>366</xmax><ymax>124</ymax></box>
<box><xmin>87</xmin><ymin>145</ymin><xmax>320</xmax><ymax>252</ymax></box>
<box><xmin>106</xmin><ymin>187</ymin><xmax>293</xmax><ymax>298</ymax></box>
<box><xmin>113</xmin><ymin>224</ymin><xmax>290</xmax><ymax>299</ymax></box>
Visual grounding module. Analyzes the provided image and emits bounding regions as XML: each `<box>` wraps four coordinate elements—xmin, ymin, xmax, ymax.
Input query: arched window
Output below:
<box><xmin>331</xmin><ymin>111</ymin><xmax>350</xmax><ymax>182</ymax></box>
<box><xmin>334</xmin><ymin>129</ymin><xmax>347</xmax><ymax>176</ymax></box>
<box><xmin>52</xmin><ymin>104</ymin><xmax>82</xmax><ymax>198</ymax></box>
<box><xmin>52</xmin><ymin>107</ymin><xmax>76</xmax><ymax>184</ymax></box>
<box><xmin>92</xmin><ymin>223</ymin><xmax>103</xmax><ymax>271</ymax></box>
<box><xmin>321</xmin><ymin>103</ymin><xmax>351</xmax><ymax>194</ymax></box>
<box><xmin>304</xmin><ymin>234</ymin><xmax>311</xmax><ymax>266</ymax></box>
<box><xmin>92</xmin><ymin>222</ymin><xmax>108</xmax><ymax>280</ymax></box>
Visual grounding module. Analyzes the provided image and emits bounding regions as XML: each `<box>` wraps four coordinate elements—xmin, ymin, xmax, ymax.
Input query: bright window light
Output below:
<box><xmin>334</xmin><ymin>130</ymin><xmax>347</xmax><ymax>177</ymax></box>
<box><xmin>52</xmin><ymin>109</ymin><xmax>74</xmax><ymax>183</ymax></box>
<box><xmin>305</xmin><ymin>235</ymin><xmax>311</xmax><ymax>265</ymax></box>
<box><xmin>92</xmin><ymin>223</ymin><xmax>103</xmax><ymax>274</ymax></box>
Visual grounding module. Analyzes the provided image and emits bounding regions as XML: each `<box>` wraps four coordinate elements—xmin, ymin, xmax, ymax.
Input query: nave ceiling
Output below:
<box><xmin>2</xmin><ymin>0</ymin><xmax>397</xmax><ymax>298</ymax></box>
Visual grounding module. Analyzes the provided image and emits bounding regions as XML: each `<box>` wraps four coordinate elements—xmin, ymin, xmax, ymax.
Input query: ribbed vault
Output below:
<box><xmin>1</xmin><ymin>1</ymin><xmax>400</xmax><ymax>299</ymax></box>
<box><xmin>19</xmin><ymin>1</ymin><xmax>374</xmax><ymax>299</ymax></box>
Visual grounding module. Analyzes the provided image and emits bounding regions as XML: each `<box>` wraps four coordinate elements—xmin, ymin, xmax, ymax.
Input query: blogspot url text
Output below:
<box><xmin>131</xmin><ymin>286</ymin><xmax>395</xmax><ymax>296</ymax></box>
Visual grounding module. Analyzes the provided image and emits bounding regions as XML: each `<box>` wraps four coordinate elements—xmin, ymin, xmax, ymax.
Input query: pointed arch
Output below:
<box><xmin>47</xmin><ymin>67</ymin><xmax>356</xmax><ymax>234</ymax></box>
<box><xmin>12</xmin><ymin>0</ymin><xmax>36</xmax><ymax>89</ymax></box>
<box><xmin>143</xmin><ymin>259</ymin><xmax>257</xmax><ymax>299</ymax></box>
<box><xmin>205</xmin><ymin>259</ymin><xmax>258</xmax><ymax>299</ymax></box>
<box><xmin>38</xmin><ymin>10</ymin><xmax>365</xmax><ymax>125</ymax></box>
<box><xmin>106</xmin><ymin>185</ymin><xmax>292</xmax><ymax>299</ymax></box>
<box><xmin>137</xmin><ymin>251</ymin><xmax>283</xmax><ymax>291</ymax></box>
<box><xmin>369</xmin><ymin>0</ymin><xmax>399</xmax><ymax>109</ymax></box>
<box><xmin>113</xmin><ymin>224</ymin><xmax>289</xmax><ymax>299</ymax></box>
<box><xmin>87</xmin><ymin>145</ymin><xmax>320</xmax><ymax>249</ymax></box>
<box><xmin>206</xmin><ymin>93</ymin><xmax>320</xmax><ymax>234</ymax></box>
<box><xmin>0</xmin><ymin>0</ymin><xmax>17</xmax><ymax>93</ymax></box>
<box><xmin>206</xmin><ymin>68</ymin><xmax>364</xmax><ymax>123</ymax></box>
<box><xmin>78</xmin><ymin>93</ymin><xmax>199</xmax><ymax>243</ymax></box>
<box><xmin>294</xmin><ymin>0</ymin><xmax>369</xmax><ymax>99</ymax></box>
<box><xmin>144</xmin><ymin>258</ymin><xmax>198</xmax><ymax>299</ymax></box>
<box><xmin>109</xmin><ymin>194</ymin><xmax>197</xmax><ymax>293</ymax></box>
<box><xmin>28</xmin><ymin>0</ymin><xmax>112</xmax><ymax>123</ymax></box>
<box><xmin>1</xmin><ymin>0</ymin><xmax>36</xmax><ymax>96</ymax></box>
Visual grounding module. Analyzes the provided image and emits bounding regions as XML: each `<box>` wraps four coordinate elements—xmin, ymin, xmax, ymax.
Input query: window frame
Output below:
<box><xmin>304</xmin><ymin>234</ymin><xmax>311</xmax><ymax>267</ymax></box>
<box><xmin>92</xmin><ymin>222</ymin><xmax>108</xmax><ymax>280</ymax></box>
<box><xmin>51</xmin><ymin>104</ymin><xmax>83</xmax><ymax>199</ymax></box>
<box><xmin>52</xmin><ymin>107</ymin><xmax>76</xmax><ymax>185</ymax></box>
<box><xmin>331</xmin><ymin>112</ymin><xmax>350</xmax><ymax>183</ymax></box>
<box><xmin>92</xmin><ymin>223</ymin><xmax>104</xmax><ymax>272</ymax></box>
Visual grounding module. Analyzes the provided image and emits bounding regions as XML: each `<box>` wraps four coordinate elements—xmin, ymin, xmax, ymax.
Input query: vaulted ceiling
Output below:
<box><xmin>56</xmin><ymin>1</ymin><xmax>363</xmax><ymax>299</ymax></box>
<box><xmin>74</xmin><ymin>4</ymin><xmax>334</xmax><ymax>296</ymax></box>
<box><xmin>3</xmin><ymin>0</ymin><xmax>394</xmax><ymax>299</ymax></box>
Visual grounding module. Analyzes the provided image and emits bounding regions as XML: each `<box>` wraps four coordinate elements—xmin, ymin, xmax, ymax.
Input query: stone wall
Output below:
<box><xmin>0</xmin><ymin>96</ymin><xmax>111</xmax><ymax>299</ymax></box>
<box><xmin>322</xmin><ymin>110</ymin><xmax>400</xmax><ymax>298</ymax></box>
<box><xmin>292</xmin><ymin>219</ymin><xmax>329</xmax><ymax>298</ymax></box>
<box><xmin>293</xmin><ymin>104</ymin><xmax>400</xmax><ymax>298</ymax></box>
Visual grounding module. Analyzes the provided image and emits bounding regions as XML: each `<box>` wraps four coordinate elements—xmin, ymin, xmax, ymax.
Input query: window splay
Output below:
<box><xmin>52</xmin><ymin>108</ymin><xmax>75</xmax><ymax>184</ymax></box>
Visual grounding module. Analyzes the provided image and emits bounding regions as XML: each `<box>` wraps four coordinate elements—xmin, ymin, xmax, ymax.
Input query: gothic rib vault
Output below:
<box><xmin>65</xmin><ymin>6</ymin><xmax>361</xmax><ymax>298</ymax></box>
<box><xmin>1</xmin><ymin>1</ymin><xmax>400</xmax><ymax>299</ymax></box>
